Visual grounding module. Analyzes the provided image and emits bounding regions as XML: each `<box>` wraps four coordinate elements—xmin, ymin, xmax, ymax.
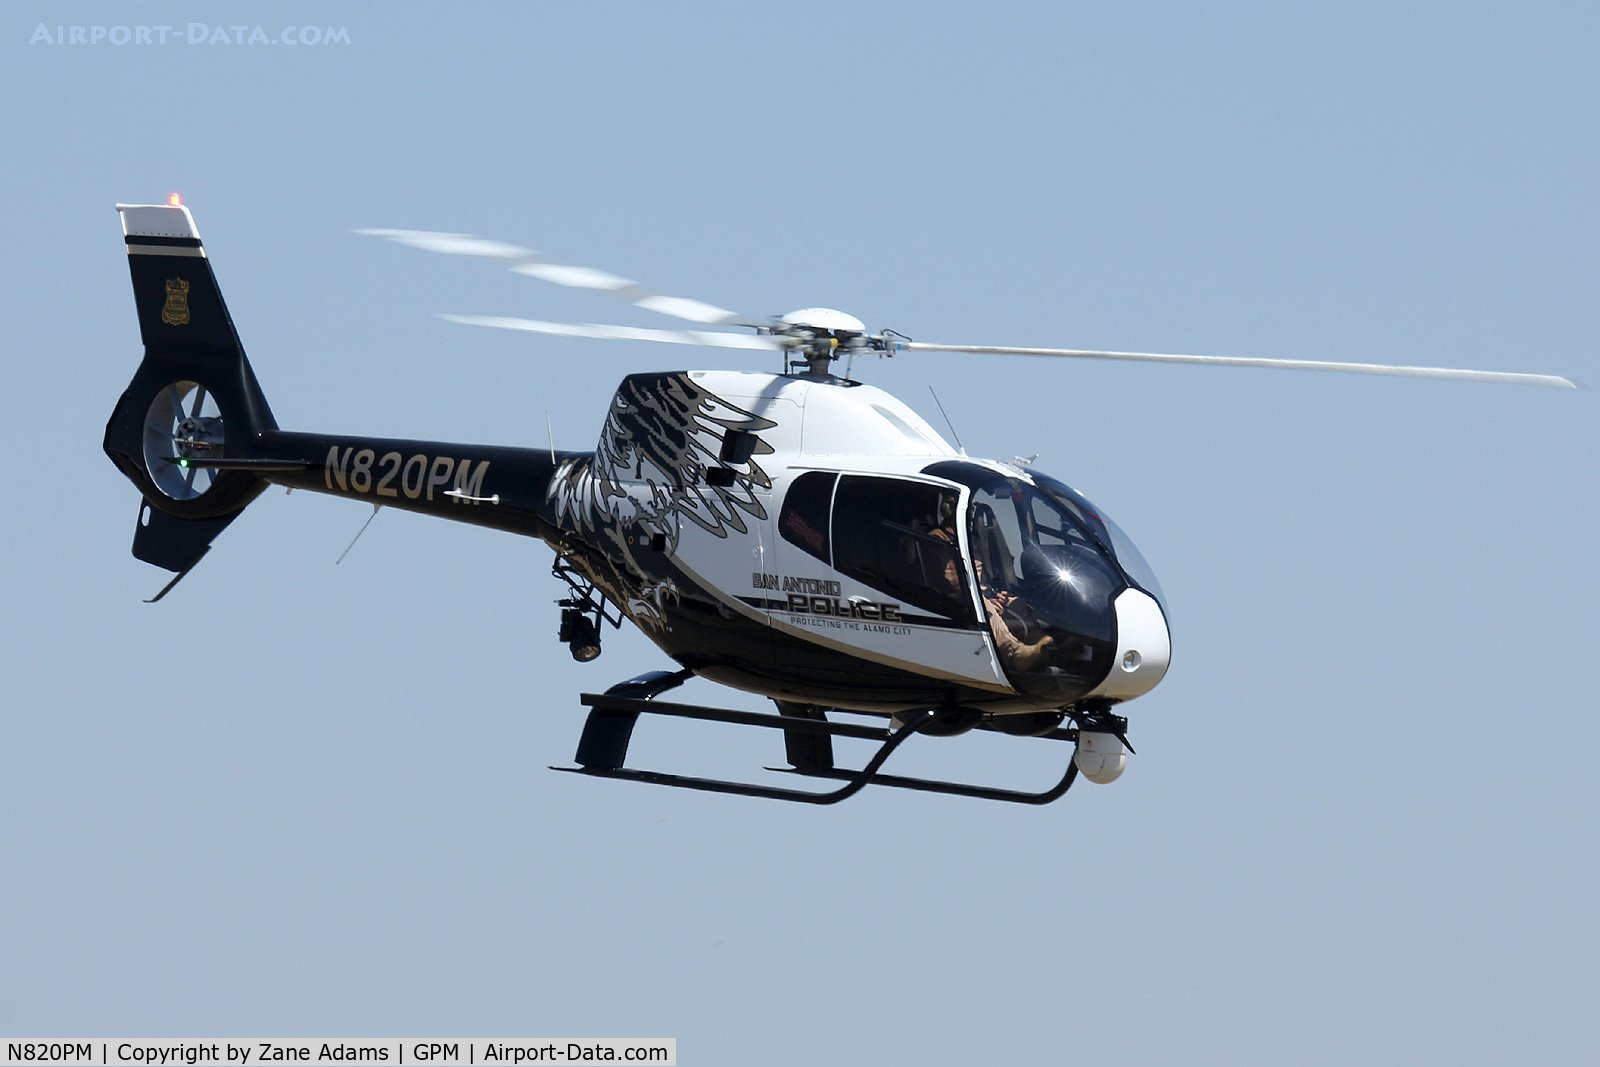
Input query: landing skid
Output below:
<box><xmin>552</xmin><ymin>670</ymin><xmax>1081</xmax><ymax>805</ymax></box>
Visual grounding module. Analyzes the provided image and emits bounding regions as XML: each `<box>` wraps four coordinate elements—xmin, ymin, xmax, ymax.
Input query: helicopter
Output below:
<box><xmin>104</xmin><ymin>199</ymin><xmax>1579</xmax><ymax>806</ymax></box>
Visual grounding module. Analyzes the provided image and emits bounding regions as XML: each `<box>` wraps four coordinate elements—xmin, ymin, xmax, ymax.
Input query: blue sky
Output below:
<box><xmin>2</xmin><ymin>3</ymin><xmax>1596</xmax><ymax>1064</ymax></box>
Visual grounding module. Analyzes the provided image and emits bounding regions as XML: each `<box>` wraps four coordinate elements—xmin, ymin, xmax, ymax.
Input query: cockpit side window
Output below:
<box><xmin>779</xmin><ymin>471</ymin><xmax>836</xmax><ymax>565</ymax></box>
<box><xmin>832</xmin><ymin>475</ymin><xmax>972</xmax><ymax>621</ymax></box>
<box><xmin>969</xmin><ymin>483</ymin><xmax>1030</xmax><ymax>594</ymax></box>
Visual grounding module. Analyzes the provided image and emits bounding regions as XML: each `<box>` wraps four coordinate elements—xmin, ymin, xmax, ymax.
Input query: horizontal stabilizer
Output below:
<box><xmin>159</xmin><ymin>456</ymin><xmax>311</xmax><ymax>471</ymax></box>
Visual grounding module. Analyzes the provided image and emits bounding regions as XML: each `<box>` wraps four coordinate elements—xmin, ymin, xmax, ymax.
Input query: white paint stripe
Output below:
<box><xmin>127</xmin><ymin>244</ymin><xmax>206</xmax><ymax>257</ymax></box>
<box><xmin>116</xmin><ymin>203</ymin><xmax>200</xmax><ymax>239</ymax></box>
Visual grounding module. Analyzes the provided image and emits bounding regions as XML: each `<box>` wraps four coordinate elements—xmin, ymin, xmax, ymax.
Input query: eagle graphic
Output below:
<box><xmin>549</xmin><ymin>372</ymin><xmax>777</xmax><ymax>628</ymax></box>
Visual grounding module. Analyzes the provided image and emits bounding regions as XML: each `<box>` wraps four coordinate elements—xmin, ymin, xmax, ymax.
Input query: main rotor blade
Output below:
<box><xmin>358</xmin><ymin>228</ymin><xmax>763</xmax><ymax>328</ymax></box>
<box><xmin>438</xmin><ymin>314</ymin><xmax>785</xmax><ymax>351</ymax></box>
<box><xmin>900</xmin><ymin>342</ymin><xmax>1580</xmax><ymax>389</ymax></box>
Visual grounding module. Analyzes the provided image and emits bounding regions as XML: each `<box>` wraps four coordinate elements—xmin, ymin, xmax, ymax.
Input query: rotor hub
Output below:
<box><xmin>769</xmin><ymin>308</ymin><xmax>879</xmax><ymax>375</ymax></box>
<box><xmin>174</xmin><ymin>415</ymin><xmax>223</xmax><ymax>457</ymax></box>
<box><xmin>778</xmin><ymin>307</ymin><xmax>865</xmax><ymax>334</ymax></box>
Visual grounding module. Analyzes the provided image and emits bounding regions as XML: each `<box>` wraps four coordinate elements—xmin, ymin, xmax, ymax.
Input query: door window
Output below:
<box><xmin>831</xmin><ymin>475</ymin><xmax>971</xmax><ymax>620</ymax></box>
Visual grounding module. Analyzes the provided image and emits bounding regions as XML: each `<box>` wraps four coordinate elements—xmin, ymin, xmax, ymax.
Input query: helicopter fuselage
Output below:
<box><xmin>105</xmin><ymin>200</ymin><xmax>1573</xmax><ymax>801</ymax></box>
<box><xmin>254</xmin><ymin>369</ymin><xmax>1171</xmax><ymax>717</ymax></box>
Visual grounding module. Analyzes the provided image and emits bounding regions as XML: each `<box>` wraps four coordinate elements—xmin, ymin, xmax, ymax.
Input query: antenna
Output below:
<box><xmin>547</xmin><ymin>411</ymin><xmax>556</xmax><ymax>464</ymax></box>
<box><xmin>928</xmin><ymin>386</ymin><xmax>966</xmax><ymax>456</ymax></box>
<box><xmin>336</xmin><ymin>503</ymin><xmax>382</xmax><ymax>565</ymax></box>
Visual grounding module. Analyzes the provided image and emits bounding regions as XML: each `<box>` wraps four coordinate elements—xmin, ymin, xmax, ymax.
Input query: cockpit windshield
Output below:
<box><xmin>922</xmin><ymin>461</ymin><xmax>1164</xmax><ymax>704</ymax></box>
<box><xmin>1028</xmin><ymin>471</ymin><xmax>1166</xmax><ymax>610</ymax></box>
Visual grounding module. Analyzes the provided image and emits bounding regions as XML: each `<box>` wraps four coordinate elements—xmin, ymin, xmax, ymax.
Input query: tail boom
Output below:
<box><xmin>105</xmin><ymin>201</ymin><xmax>575</xmax><ymax>593</ymax></box>
<box><xmin>254</xmin><ymin>431</ymin><xmax>572</xmax><ymax>541</ymax></box>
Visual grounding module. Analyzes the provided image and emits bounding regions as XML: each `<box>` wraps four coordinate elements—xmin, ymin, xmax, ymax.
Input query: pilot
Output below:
<box><xmin>972</xmin><ymin>560</ymin><xmax>1054</xmax><ymax>672</ymax></box>
<box><xmin>909</xmin><ymin>509</ymin><xmax>1058</xmax><ymax>674</ymax></box>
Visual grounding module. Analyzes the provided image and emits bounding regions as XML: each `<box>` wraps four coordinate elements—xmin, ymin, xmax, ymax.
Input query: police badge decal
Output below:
<box><xmin>161</xmin><ymin>277</ymin><xmax>190</xmax><ymax>326</ymax></box>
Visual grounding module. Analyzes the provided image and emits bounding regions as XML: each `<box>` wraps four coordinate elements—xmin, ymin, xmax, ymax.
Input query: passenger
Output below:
<box><xmin>941</xmin><ymin>555</ymin><xmax>963</xmax><ymax>595</ymax></box>
<box><xmin>926</xmin><ymin>519</ymin><xmax>962</xmax><ymax>592</ymax></box>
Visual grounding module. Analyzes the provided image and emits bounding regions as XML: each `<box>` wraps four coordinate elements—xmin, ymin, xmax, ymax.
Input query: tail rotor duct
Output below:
<box><xmin>142</xmin><ymin>381</ymin><xmax>225</xmax><ymax>500</ymax></box>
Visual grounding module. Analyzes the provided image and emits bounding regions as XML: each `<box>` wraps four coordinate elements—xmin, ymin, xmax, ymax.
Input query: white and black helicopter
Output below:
<box><xmin>104</xmin><ymin>200</ymin><xmax>1579</xmax><ymax>805</ymax></box>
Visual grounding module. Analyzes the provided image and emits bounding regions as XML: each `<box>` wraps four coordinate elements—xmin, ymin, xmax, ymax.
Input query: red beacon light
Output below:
<box><xmin>168</xmin><ymin>193</ymin><xmax>182</xmax><ymax>207</ymax></box>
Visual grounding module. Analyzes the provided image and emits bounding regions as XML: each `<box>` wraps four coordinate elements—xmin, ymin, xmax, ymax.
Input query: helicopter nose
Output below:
<box><xmin>1088</xmin><ymin>588</ymin><xmax>1170</xmax><ymax>700</ymax></box>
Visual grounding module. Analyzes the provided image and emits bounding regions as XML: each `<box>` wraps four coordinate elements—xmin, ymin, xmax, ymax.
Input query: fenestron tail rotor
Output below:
<box><xmin>362</xmin><ymin>226</ymin><xmax>1580</xmax><ymax>388</ymax></box>
<box><xmin>142</xmin><ymin>381</ymin><xmax>225</xmax><ymax>499</ymax></box>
